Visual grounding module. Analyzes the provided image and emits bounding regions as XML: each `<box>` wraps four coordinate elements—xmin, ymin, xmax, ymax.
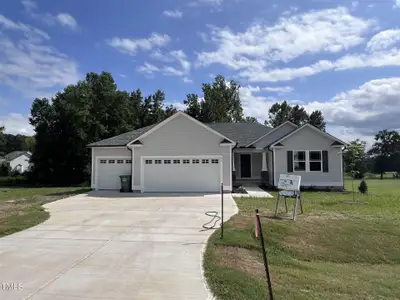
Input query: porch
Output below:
<box><xmin>232</xmin><ymin>149</ymin><xmax>270</xmax><ymax>186</ymax></box>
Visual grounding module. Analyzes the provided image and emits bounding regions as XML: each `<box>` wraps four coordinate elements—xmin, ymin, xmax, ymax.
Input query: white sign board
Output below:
<box><xmin>278</xmin><ymin>174</ymin><xmax>301</xmax><ymax>191</ymax></box>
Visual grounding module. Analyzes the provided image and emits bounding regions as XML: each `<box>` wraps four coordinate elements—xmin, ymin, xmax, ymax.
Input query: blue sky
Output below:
<box><xmin>1</xmin><ymin>0</ymin><xmax>400</xmax><ymax>145</ymax></box>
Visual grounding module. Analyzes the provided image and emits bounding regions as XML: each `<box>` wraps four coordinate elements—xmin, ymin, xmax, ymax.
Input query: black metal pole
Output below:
<box><xmin>221</xmin><ymin>183</ymin><xmax>224</xmax><ymax>239</ymax></box>
<box><xmin>255</xmin><ymin>209</ymin><xmax>274</xmax><ymax>300</ymax></box>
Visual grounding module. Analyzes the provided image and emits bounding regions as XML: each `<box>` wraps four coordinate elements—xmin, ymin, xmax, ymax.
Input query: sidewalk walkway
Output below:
<box><xmin>231</xmin><ymin>185</ymin><xmax>273</xmax><ymax>198</ymax></box>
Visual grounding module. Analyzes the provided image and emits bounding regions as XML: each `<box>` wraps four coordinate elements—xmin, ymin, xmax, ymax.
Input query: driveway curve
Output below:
<box><xmin>0</xmin><ymin>191</ymin><xmax>237</xmax><ymax>300</ymax></box>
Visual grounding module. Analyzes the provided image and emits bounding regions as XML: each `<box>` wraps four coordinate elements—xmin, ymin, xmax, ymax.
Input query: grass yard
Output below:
<box><xmin>0</xmin><ymin>186</ymin><xmax>90</xmax><ymax>237</ymax></box>
<box><xmin>204</xmin><ymin>179</ymin><xmax>400</xmax><ymax>300</ymax></box>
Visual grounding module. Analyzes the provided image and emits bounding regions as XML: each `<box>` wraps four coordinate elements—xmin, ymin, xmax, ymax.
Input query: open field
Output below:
<box><xmin>204</xmin><ymin>179</ymin><xmax>400</xmax><ymax>300</ymax></box>
<box><xmin>0</xmin><ymin>187</ymin><xmax>90</xmax><ymax>237</ymax></box>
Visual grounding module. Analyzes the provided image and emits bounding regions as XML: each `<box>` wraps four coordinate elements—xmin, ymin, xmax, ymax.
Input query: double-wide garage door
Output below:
<box><xmin>97</xmin><ymin>158</ymin><xmax>131</xmax><ymax>190</ymax></box>
<box><xmin>142</xmin><ymin>157</ymin><xmax>221</xmax><ymax>193</ymax></box>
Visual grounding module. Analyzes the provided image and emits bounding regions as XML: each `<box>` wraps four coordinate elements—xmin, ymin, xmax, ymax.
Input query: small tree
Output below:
<box><xmin>0</xmin><ymin>161</ymin><xmax>11</xmax><ymax>176</ymax></box>
<box><xmin>358</xmin><ymin>180</ymin><xmax>368</xmax><ymax>194</ymax></box>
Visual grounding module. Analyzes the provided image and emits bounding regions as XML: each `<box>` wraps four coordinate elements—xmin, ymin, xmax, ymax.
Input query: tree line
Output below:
<box><xmin>0</xmin><ymin>127</ymin><xmax>35</xmax><ymax>156</ymax></box>
<box><xmin>2</xmin><ymin>71</ymin><xmax>396</xmax><ymax>185</ymax></box>
<box><xmin>344</xmin><ymin>131</ymin><xmax>400</xmax><ymax>179</ymax></box>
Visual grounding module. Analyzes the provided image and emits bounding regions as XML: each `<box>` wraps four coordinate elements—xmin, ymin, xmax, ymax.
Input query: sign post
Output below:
<box><xmin>275</xmin><ymin>174</ymin><xmax>303</xmax><ymax>221</ymax></box>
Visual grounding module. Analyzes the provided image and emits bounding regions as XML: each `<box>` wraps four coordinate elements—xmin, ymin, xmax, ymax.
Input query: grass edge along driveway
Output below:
<box><xmin>0</xmin><ymin>187</ymin><xmax>91</xmax><ymax>237</ymax></box>
<box><xmin>203</xmin><ymin>179</ymin><xmax>400</xmax><ymax>300</ymax></box>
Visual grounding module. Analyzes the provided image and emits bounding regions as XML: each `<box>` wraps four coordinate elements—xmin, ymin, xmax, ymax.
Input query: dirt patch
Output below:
<box><xmin>231</xmin><ymin>215</ymin><xmax>253</xmax><ymax>229</ymax></box>
<box><xmin>215</xmin><ymin>245</ymin><xmax>265</xmax><ymax>278</ymax></box>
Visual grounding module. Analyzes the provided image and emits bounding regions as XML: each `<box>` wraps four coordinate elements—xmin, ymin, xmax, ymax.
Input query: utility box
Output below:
<box><xmin>119</xmin><ymin>175</ymin><xmax>132</xmax><ymax>192</ymax></box>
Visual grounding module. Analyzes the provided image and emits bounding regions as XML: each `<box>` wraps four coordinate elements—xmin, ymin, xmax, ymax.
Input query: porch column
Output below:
<box><xmin>232</xmin><ymin>152</ymin><xmax>236</xmax><ymax>171</ymax></box>
<box><xmin>262</xmin><ymin>151</ymin><xmax>268</xmax><ymax>171</ymax></box>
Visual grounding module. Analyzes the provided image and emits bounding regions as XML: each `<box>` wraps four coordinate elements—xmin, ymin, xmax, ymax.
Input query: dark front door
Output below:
<box><xmin>240</xmin><ymin>154</ymin><xmax>251</xmax><ymax>178</ymax></box>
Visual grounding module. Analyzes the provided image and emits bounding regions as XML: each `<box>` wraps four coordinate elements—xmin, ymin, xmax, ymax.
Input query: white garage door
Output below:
<box><xmin>142</xmin><ymin>157</ymin><xmax>221</xmax><ymax>192</ymax></box>
<box><xmin>97</xmin><ymin>158</ymin><xmax>131</xmax><ymax>190</ymax></box>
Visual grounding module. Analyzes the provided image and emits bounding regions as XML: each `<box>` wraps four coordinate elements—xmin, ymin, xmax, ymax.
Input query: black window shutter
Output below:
<box><xmin>322</xmin><ymin>150</ymin><xmax>329</xmax><ymax>172</ymax></box>
<box><xmin>287</xmin><ymin>151</ymin><xmax>293</xmax><ymax>172</ymax></box>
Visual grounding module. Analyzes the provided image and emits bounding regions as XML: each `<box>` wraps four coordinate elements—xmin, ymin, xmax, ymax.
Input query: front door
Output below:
<box><xmin>240</xmin><ymin>154</ymin><xmax>251</xmax><ymax>178</ymax></box>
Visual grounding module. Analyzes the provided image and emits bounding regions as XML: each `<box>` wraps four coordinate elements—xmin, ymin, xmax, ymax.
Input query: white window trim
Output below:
<box><xmin>292</xmin><ymin>150</ymin><xmax>322</xmax><ymax>172</ymax></box>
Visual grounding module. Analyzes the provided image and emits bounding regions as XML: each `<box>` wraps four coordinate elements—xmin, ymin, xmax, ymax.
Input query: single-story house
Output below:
<box><xmin>87</xmin><ymin>111</ymin><xmax>346</xmax><ymax>192</ymax></box>
<box><xmin>1</xmin><ymin>151</ymin><xmax>32</xmax><ymax>173</ymax></box>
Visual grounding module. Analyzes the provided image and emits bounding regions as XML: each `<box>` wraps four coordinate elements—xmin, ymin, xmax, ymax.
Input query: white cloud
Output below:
<box><xmin>0</xmin><ymin>14</ymin><xmax>49</xmax><ymax>40</ymax></box>
<box><xmin>56</xmin><ymin>13</ymin><xmax>78</xmax><ymax>30</ymax></box>
<box><xmin>107</xmin><ymin>33</ymin><xmax>170</xmax><ymax>55</ymax></box>
<box><xmin>21</xmin><ymin>0</ymin><xmax>78</xmax><ymax>30</ymax></box>
<box><xmin>0</xmin><ymin>15</ymin><xmax>80</xmax><ymax>97</ymax></box>
<box><xmin>366</xmin><ymin>29</ymin><xmax>400</xmax><ymax>51</ymax></box>
<box><xmin>394</xmin><ymin>0</ymin><xmax>400</xmax><ymax>9</ymax></box>
<box><xmin>239</xmin><ymin>78</ymin><xmax>400</xmax><ymax>143</ymax></box>
<box><xmin>183</xmin><ymin>77</ymin><xmax>193</xmax><ymax>83</ymax></box>
<box><xmin>0</xmin><ymin>113</ymin><xmax>34</xmax><ymax>135</ymax></box>
<box><xmin>262</xmin><ymin>86</ymin><xmax>294</xmax><ymax>94</ymax></box>
<box><xmin>188</xmin><ymin>0</ymin><xmax>223</xmax><ymax>7</ymax></box>
<box><xmin>21</xmin><ymin>0</ymin><xmax>37</xmax><ymax>11</ymax></box>
<box><xmin>240</xmin><ymin>49</ymin><xmax>400</xmax><ymax>82</ymax></box>
<box><xmin>139</xmin><ymin>49</ymin><xmax>191</xmax><ymax>81</ymax></box>
<box><xmin>304</xmin><ymin>78</ymin><xmax>400</xmax><ymax>136</ymax></box>
<box><xmin>197</xmin><ymin>7</ymin><xmax>375</xmax><ymax>72</ymax></box>
<box><xmin>351</xmin><ymin>1</ymin><xmax>359</xmax><ymax>9</ymax></box>
<box><xmin>162</xmin><ymin>10</ymin><xmax>183</xmax><ymax>18</ymax></box>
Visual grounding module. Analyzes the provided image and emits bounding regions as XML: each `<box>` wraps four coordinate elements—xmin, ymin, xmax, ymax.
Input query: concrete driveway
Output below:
<box><xmin>0</xmin><ymin>191</ymin><xmax>237</xmax><ymax>300</ymax></box>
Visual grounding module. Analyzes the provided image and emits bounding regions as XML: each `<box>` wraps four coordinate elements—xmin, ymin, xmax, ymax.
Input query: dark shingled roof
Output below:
<box><xmin>87</xmin><ymin>124</ymin><xmax>157</xmax><ymax>147</ymax></box>
<box><xmin>87</xmin><ymin>122</ymin><xmax>273</xmax><ymax>148</ymax></box>
<box><xmin>207</xmin><ymin>122</ymin><xmax>272</xmax><ymax>147</ymax></box>
<box><xmin>4</xmin><ymin>151</ymin><xmax>31</xmax><ymax>161</ymax></box>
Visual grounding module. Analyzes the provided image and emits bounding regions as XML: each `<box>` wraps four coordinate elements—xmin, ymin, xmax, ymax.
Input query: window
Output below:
<box><xmin>126</xmin><ymin>160</ymin><xmax>132</xmax><ymax>164</ymax></box>
<box><xmin>155</xmin><ymin>160</ymin><xmax>162</xmax><ymax>164</ymax></box>
<box><xmin>173</xmin><ymin>159</ymin><xmax>180</xmax><ymax>164</ymax></box>
<box><xmin>293</xmin><ymin>150</ymin><xmax>323</xmax><ymax>172</ymax></box>
<box><xmin>309</xmin><ymin>151</ymin><xmax>322</xmax><ymax>172</ymax></box>
<box><xmin>211</xmin><ymin>159</ymin><xmax>219</xmax><ymax>164</ymax></box>
<box><xmin>192</xmin><ymin>159</ymin><xmax>199</xmax><ymax>164</ymax></box>
<box><xmin>145</xmin><ymin>160</ymin><xmax>152</xmax><ymax>164</ymax></box>
<box><xmin>293</xmin><ymin>151</ymin><xmax>306</xmax><ymax>171</ymax></box>
<box><xmin>108</xmin><ymin>160</ymin><xmax>115</xmax><ymax>164</ymax></box>
<box><xmin>100</xmin><ymin>159</ymin><xmax>107</xmax><ymax>164</ymax></box>
<box><xmin>202</xmin><ymin>159</ymin><xmax>209</xmax><ymax>164</ymax></box>
<box><xmin>164</xmin><ymin>159</ymin><xmax>171</xmax><ymax>164</ymax></box>
<box><xmin>117</xmin><ymin>160</ymin><xmax>124</xmax><ymax>164</ymax></box>
<box><xmin>183</xmin><ymin>159</ymin><xmax>190</xmax><ymax>164</ymax></box>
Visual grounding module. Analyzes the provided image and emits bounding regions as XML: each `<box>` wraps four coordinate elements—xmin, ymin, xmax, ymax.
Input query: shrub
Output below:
<box><xmin>358</xmin><ymin>180</ymin><xmax>368</xmax><ymax>194</ymax></box>
<box><xmin>0</xmin><ymin>161</ymin><xmax>11</xmax><ymax>176</ymax></box>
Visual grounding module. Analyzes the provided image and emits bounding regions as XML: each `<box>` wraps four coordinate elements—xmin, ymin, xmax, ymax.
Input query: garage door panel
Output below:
<box><xmin>143</xmin><ymin>157</ymin><xmax>221</xmax><ymax>192</ymax></box>
<box><xmin>98</xmin><ymin>158</ymin><xmax>131</xmax><ymax>190</ymax></box>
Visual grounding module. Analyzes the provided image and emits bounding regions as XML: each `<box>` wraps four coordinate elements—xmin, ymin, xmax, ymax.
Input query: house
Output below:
<box><xmin>87</xmin><ymin>111</ymin><xmax>346</xmax><ymax>192</ymax></box>
<box><xmin>1</xmin><ymin>151</ymin><xmax>32</xmax><ymax>173</ymax></box>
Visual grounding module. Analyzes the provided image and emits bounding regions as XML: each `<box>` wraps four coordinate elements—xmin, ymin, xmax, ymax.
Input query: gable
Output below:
<box><xmin>272</xmin><ymin>125</ymin><xmax>345</xmax><ymax>149</ymax></box>
<box><xmin>252</xmin><ymin>122</ymin><xmax>298</xmax><ymax>148</ymax></box>
<box><xmin>130</xmin><ymin>112</ymin><xmax>235</xmax><ymax>146</ymax></box>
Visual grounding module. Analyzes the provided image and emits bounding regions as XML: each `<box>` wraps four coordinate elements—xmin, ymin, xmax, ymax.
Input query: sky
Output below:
<box><xmin>1</xmin><ymin>0</ymin><xmax>400</xmax><ymax>147</ymax></box>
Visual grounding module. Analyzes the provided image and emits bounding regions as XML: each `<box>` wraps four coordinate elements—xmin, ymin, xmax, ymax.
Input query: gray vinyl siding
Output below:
<box><xmin>133</xmin><ymin>114</ymin><xmax>231</xmax><ymax>189</ymax></box>
<box><xmin>92</xmin><ymin>147</ymin><xmax>132</xmax><ymax>188</ymax></box>
<box><xmin>253</xmin><ymin>123</ymin><xmax>297</xmax><ymax>148</ymax></box>
<box><xmin>274</xmin><ymin>126</ymin><xmax>343</xmax><ymax>187</ymax></box>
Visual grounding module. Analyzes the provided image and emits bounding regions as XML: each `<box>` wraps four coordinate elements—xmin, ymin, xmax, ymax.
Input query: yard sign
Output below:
<box><xmin>275</xmin><ymin>174</ymin><xmax>303</xmax><ymax>220</ymax></box>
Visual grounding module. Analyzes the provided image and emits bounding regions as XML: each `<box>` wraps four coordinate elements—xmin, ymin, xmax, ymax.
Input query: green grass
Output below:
<box><xmin>0</xmin><ymin>187</ymin><xmax>90</xmax><ymax>237</ymax></box>
<box><xmin>204</xmin><ymin>179</ymin><xmax>400</xmax><ymax>300</ymax></box>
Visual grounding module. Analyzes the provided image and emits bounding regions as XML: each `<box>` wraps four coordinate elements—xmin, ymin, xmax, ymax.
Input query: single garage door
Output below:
<box><xmin>142</xmin><ymin>157</ymin><xmax>221</xmax><ymax>192</ymax></box>
<box><xmin>97</xmin><ymin>158</ymin><xmax>131</xmax><ymax>190</ymax></box>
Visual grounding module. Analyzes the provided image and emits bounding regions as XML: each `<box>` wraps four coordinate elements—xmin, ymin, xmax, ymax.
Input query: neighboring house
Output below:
<box><xmin>87</xmin><ymin>111</ymin><xmax>346</xmax><ymax>192</ymax></box>
<box><xmin>2</xmin><ymin>151</ymin><xmax>32</xmax><ymax>173</ymax></box>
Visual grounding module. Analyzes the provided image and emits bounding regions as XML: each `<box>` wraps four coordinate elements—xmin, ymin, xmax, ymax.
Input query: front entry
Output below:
<box><xmin>240</xmin><ymin>154</ymin><xmax>251</xmax><ymax>178</ymax></box>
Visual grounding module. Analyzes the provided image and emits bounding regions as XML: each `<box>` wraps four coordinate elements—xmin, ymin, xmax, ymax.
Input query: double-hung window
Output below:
<box><xmin>293</xmin><ymin>150</ymin><xmax>322</xmax><ymax>172</ymax></box>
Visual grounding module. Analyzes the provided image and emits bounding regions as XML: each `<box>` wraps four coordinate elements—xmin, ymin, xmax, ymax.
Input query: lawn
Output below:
<box><xmin>0</xmin><ymin>186</ymin><xmax>90</xmax><ymax>237</ymax></box>
<box><xmin>204</xmin><ymin>179</ymin><xmax>400</xmax><ymax>300</ymax></box>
